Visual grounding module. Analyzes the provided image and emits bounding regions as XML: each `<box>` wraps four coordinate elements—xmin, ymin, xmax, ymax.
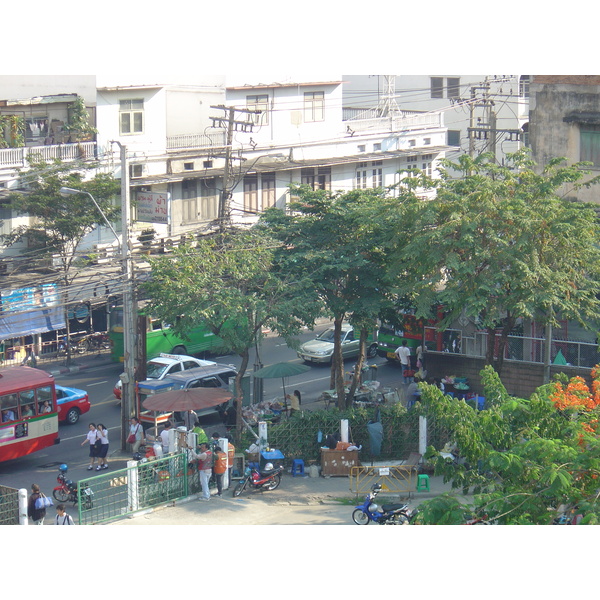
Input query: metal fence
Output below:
<box><xmin>0</xmin><ymin>484</ymin><xmax>19</xmax><ymax>525</ymax></box>
<box><xmin>76</xmin><ymin>453</ymin><xmax>196</xmax><ymax>525</ymax></box>
<box><xmin>425</xmin><ymin>326</ymin><xmax>600</xmax><ymax>369</ymax></box>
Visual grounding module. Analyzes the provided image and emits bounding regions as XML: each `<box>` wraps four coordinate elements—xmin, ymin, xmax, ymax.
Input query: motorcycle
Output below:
<box><xmin>352</xmin><ymin>483</ymin><xmax>413</xmax><ymax>525</ymax></box>
<box><xmin>232</xmin><ymin>463</ymin><xmax>284</xmax><ymax>497</ymax></box>
<box><xmin>52</xmin><ymin>464</ymin><xmax>94</xmax><ymax>509</ymax></box>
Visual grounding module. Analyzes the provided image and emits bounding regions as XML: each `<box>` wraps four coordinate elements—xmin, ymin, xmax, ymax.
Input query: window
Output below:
<box><xmin>182</xmin><ymin>179</ymin><xmax>198</xmax><ymax>223</ymax></box>
<box><xmin>199</xmin><ymin>178</ymin><xmax>218</xmax><ymax>220</ymax></box>
<box><xmin>372</xmin><ymin>167</ymin><xmax>383</xmax><ymax>188</ymax></box>
<box><xmin>373</xmin><ymin>142</ymin><xmax>381</xmax><ymax>152</ymax></box>
<box><xmin>580</xmin><ymin>124</ymin><xmax>600</xmax><ymax>167</ymax></box>
<box><xmin>119</xmin><ymin>99</ymin><xmax>144</xmax><ymax>135</ymax></box>
<box><xmin>184</xmin><ymin>162</ymin><xmax>194</xmax><ymax>171</ymax></box>
<box><xmin>244</xmin><ymin>175</ymin><xmax>258</xmax><ymax>214</ymax></box>
<box><xmin>519</xmin><ymin>75</ymin><xmax>530</xmax><ymax>98</ymax></box>
<box><xmin>130</xmin><ymin>164</ymin><xmax>143</xmax><ymax>178</ymax></box>
<box><xmin>358</xmin><ymin>144</ymin><xmax>366</xmax><ymax>153</ymax></box>
<box><xmin>304</xmin><ymin>91</ymin><xmax>324</xmax><ymax>122</ymax></box>
<box><xmin>447</xmin><ymin>78</ymin><xmax>461</xmax><ymax>99</ymax></box>
<box><xmin>261</xmin><ymin>173</ymin><xmax>276</xmax><ymax>209</ymax></box>
<box><xmin>356</xmin><ymin>167</ymin><xmax>368</xmax><ymax>189</ymax></box>
<box><xmin>447</xmin><ymin>130</ymin><xmax>461</xmax><ymax>146</ymax></box>
<box><xmin>301</xmin><ymin>167</ymin><xmax>330</xmax><ymax>190</ymax></box>
<box><xmin>431</xmin><ymin>77</ymin><xmax>444</xmax><ymax>99</ymax></box>
<box><xmin>247</xmin><ymin>94</ymin><xmax>269</xmax><ymax>125</ymax></box>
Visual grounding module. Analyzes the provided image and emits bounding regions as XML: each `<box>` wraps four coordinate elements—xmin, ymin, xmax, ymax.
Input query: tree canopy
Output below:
<box><xmin>393</xmin><ymin>150</ymin><xmax>600</xmax><ymax>373</ymax></box>
<box><xmin>260</xmin><ymin>185</ymin><xmax>401</xmax><ymax>407</ymax></box>
<box><xmin>415</xmin><ymin>366</ymin><xmax>600</xmax><ymax>524</ymax></box>
<box><xmin>142</xmin><ymin>228</ymin><xmax>317</xmax><ymax>436</ymax></box>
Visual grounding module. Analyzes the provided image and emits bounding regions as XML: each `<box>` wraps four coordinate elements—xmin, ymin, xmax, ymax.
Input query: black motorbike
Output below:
<box><xmin>52</xmin><ymin>464</ymin><xmax>94</xmax><ymax>509</ymax></box>
<box><xmin>233</xmin><ymin>463</ymin><xmax>284</xmax><ymax>497</ymax></box>
<box><xmin>352</xmin><ymin>483</ymin><xmax>413</xmax><ymax>525</ymax></box>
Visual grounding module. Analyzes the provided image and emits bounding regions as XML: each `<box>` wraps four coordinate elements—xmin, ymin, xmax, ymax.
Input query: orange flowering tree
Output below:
<box><xmin>416</xmin><ymin>365</ymin><xmax>600</xmax><ymax>524</ymax></box>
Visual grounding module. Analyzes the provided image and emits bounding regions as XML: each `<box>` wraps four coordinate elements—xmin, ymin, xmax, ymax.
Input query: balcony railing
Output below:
<box><xmin>343</xmin><ymin>110</ymin><xmax>444</xmax><ymax>134</ymax></box>
<box><xmin>0</xmin><ymin>141</ymin><xmax>98</xmax><ymax>169</ymax></box>
<box><xmin>166</xmin><ymin>132</ymin><xmax>226</xmax><ymax>151</ymax></box>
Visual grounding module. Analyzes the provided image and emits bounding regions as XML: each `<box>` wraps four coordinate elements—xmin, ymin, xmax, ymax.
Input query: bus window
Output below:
<box><xmin>37</xmin><ymin>386</ymin><xmax>54</xmax><ymax>413</ymax></box>
<box><xmin>151</xmin><ymin>319</ymin><xmax>163</xmax><ymax>332</ymax></box>
<box><xmin>19</xmin><ymin>390</ymin><xmax>36</xmax><ymax>418</ymax></box>
<box><xmin>1</xmin><ymin>394</ymin><xmax>17</xmax><ymax>422</ymax></box>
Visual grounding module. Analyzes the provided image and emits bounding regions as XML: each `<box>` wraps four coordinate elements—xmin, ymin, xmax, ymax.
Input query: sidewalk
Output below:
<box><xmin>109</xmin><ymin>467</ymin><xmax>468</xmax><ymax>526</ymax></box>
<box><xmin>37</xmin><ymin>352</ymin><xmax>115</xmax><ymax>377</ymax></box>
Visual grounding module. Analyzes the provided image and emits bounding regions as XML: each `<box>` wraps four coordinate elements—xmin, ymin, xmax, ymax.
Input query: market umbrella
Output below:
<box><xmin>142</xmin><ymin>387</ymin><xmax>233</xmax><ymax>412</ymax></box>
<box><xmin>252</xmin><ymin>362</ymin><xmax>311</xmax><ymax>411</ymax></box>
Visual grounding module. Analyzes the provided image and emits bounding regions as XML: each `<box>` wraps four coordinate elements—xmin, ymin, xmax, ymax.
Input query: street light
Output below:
<box><xmin>60</xmin><ymin>182</ymin><xmax>135</xmax><ymax>452</ymax></box>
<box><xmin>59</xmin><ymin>187</ymin><xmax>121</xmax><ymax>251</ymax></box>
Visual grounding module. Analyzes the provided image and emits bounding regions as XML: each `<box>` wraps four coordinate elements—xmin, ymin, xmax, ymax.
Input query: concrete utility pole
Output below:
<box><xmin>111</xmin><ymin>140</ymin><xmax>136</xmax><ymax>452</ymax></box>
<box><xmin>210</xmin><ymin>105</ymin><xmax>260</xmax><ymax>230</ymax></box>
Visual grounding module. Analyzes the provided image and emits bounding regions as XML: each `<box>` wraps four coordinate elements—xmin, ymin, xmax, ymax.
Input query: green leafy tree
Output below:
<box><xmin>3</xmin><ymin>159</ymin><xmax>120</xmax><ymax>362</ymax></box>
<box><xmin>415</xmin><ymin>365</ymin><xmax>600</xmax><ymax>524</ymax></box>
<box><xmin>393</xmin><ymin>150</ymin><xmax>600</xmax><ymax>374</ymax></box>
<box><xmin>142</xmin><ymin>228</ymin><xmax>317</xmax><ymax>438</ymax></box>
<box><xmin>261</xmin><ymin>185</ymin><xmax>400</xmax><ymax>408</ymax></box>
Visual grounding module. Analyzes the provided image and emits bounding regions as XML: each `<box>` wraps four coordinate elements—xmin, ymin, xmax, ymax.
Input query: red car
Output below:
<box><xmin>56</xmin><ymin>385</ymin><xmax>91</xmax><ymax>425</ymax></box>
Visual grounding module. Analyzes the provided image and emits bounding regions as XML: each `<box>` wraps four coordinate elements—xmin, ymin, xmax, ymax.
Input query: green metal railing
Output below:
<box><xmin>76</xmin><ymin>453</ymin><xmax>195</xmax><ymax>525</ymax></box>
<box><xmin>0</xmin><ymin>485</ymin><xmax>19</xmax><ymax>525</ymax></box>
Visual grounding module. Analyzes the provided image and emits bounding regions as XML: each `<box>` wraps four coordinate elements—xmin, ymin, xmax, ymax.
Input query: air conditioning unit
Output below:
<box><xmin>129</xmin><ymin>164</ymin><xmax>144</xmax><ymax>179</ymax></box>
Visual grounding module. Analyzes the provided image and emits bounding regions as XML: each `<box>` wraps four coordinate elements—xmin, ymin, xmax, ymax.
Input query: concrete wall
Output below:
<box><xmin>529</xmin><ymin>76</ymin><xmax>600</xmax><ymax>204</ymax></box>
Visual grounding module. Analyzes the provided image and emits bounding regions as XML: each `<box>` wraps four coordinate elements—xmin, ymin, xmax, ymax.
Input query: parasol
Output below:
<box><xmin>142</xmin><ymin>387</ymin><xmax>233</xmax><ymax>412</ymax></box>
<box><xmin>252</xmin><ymin>361</ymin><xmax>311</xmax><ymax>410</ymax></box>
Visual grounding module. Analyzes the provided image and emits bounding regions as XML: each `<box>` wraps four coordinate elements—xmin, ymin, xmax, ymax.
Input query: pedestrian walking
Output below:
<box><xmin>128</xmin><ymin>417</ymin><xmax>144</xmax><ymax>454</ymax></box>
<box><xmin>54</xmin><ymin>504</ymin><xmax>75</xmax><ymax>525</ymax></box>
<box><xmin>27</xmin><ymin>484</ymin><xmax>47</xmax><ymax>525</ymax></box>
<box><xmin>81</xmin><ymin>423</ymin><xmax>99</xmax><ymax>470</ymax></box>
<box><xmin>394</xmin><ymin>340</ymin><xmax>413</xmax><ymax>384</ymax></box>
<box><xmin>96</xmin><ymin>423</ymin><xmax>109</xmax><ymax>470</ymax></box>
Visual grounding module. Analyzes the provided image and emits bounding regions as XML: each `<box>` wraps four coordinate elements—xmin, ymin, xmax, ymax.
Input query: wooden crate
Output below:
<box><xmin>321</xmin><ymin>449</ymin><xmax>360</xmax><ymax>476</ymax></box>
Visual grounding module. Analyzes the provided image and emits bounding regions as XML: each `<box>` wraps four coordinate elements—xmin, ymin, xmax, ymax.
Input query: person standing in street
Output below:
<box><xmin>187</xmin><ymin>442</ymin><xmax>213</xmax><ymax>501</ymax></box>
<box><xmin>212</xmin><ymin>445</ymin><xmax>228</xmax><ymax>497</ymax></box>
<box><xmin>182</xmin><ymin>409</ymin><xmax>198</xmax><ymax>431</ymax></box>
<box><xmin>54</xmin><ymin>504</ymin><xmax>75</xmax><ymax>525</ymax></box>
<box><xmin>395</xmin><ymin>340</ymin><xmax>412</xmax><ymax>384</ymax></box>
<box><xmin>96</xmin><ymin>423</ymin><xmax>109</xmax><ymax>470</ymax></box>
<box><xmin>81</xmin><ymin>423</ymin><xmax>99</xmax><ymax>471</ymax></box>
<box><xmin>27</xmin><ymin>483</ymin><xmax>46</xmax><ymax>525</ymax></box>
<box><xmin>160</xmin><ymin>421</ymin><xmax>173</xmax><ymax>455</ymax></box>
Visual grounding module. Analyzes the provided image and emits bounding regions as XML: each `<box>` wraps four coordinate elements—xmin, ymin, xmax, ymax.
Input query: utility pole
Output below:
<box><xmin>111</xmin><ymin>140</ymin><xmax>136</xmax><ymax>452</ymax></box>
<box><xmin>467</xmin><ymin>78</ymin><xmax>524</xmax><ymax>162</ymax></box>
<box><xmin>210</xmin><ymin>105</ymin><xmax>260</xmax><ymax>230</ymax></box>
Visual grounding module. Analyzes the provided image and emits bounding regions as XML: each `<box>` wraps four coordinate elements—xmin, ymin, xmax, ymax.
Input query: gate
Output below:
<box><xmin>0</xmin><ymin>484</ymin><xmax>19</xmax><ymax>525</ymax></box>
<box><xmin>349</xmin><ymin>465</ymin><xmax>416</xmax><ymax>498</ymax></box>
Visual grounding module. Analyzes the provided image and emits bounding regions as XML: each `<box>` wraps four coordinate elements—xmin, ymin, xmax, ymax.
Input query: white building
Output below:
<box><xmin>342</xmin><ymin>75</ymin><xmax>530</xmax><ymax>166</ymax></box>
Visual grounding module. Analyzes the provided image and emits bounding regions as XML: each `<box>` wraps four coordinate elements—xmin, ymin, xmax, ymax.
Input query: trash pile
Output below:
<box><xmin>242</xmin><ymin>399</ymin><xmax>286</xmax><ymax>424</ymax></box>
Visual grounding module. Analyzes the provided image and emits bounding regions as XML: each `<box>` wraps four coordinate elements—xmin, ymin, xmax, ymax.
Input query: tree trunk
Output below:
<box><xmin>347</xmin><ymin>327</ymin><xmax>368</xmax><ymax>401</ymax></box>
<box><xmin>234</xmin><ymin>349</ymin><xmax>250</xmax><ymax>445</ymax></box>
<box><xmin>331</xmin><ymin>317</ymin><xmax>347</xmax><ymax>410</ymax></box>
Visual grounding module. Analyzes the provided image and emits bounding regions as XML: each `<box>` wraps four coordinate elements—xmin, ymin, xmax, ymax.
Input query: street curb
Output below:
<box><xmin>41</xmin><ymin>356</ymin><xmax>115</xmax><ymax>378</ymax></box>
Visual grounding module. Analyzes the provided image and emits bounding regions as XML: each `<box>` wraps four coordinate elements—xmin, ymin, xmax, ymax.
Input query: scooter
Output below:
<box><xmin>232</xmin><ymin>463</ymin><xmax>284</xmax><ymax>497</ymax></box>
<box><xmin>52</xmin><ymin>464</ymin><xmax>94</xmax><ymax>509</ymax></box>
<box><xmin>352</xmin><ymin>483</ymin><xmax>413</xmax><ymax>525</ymax></box>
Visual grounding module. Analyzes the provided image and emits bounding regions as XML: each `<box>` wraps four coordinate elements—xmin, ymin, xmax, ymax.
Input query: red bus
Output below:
<box><xmin>0</xmin><ymin>366</ymin><xmax>59</xmax><ymax>463</ymax></box>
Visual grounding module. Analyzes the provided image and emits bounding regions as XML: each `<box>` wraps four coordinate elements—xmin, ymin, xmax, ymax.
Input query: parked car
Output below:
<box><xmin>113</xmin><ymin>353</ymin><xmax>217</xmax><ymax>399</ymax></box>
<box><xmin>56</xmin><ymin>384</ymin><xmax>91</xmax><ymax>425</ymax></box>
<box><xmin>297</xmin><ymin>324</ymin><xmax>378</xmax><ymax>364</ymax></box>
<box><xmin>164</xmin><ymin>363</ymin><xmax>238</xmax><ymax>418</ymax></box>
